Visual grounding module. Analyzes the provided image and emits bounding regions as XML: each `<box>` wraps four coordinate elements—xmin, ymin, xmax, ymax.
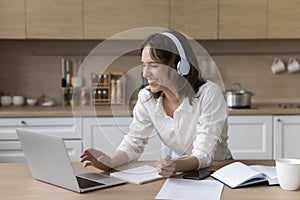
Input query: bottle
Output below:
<box><xmin>65</xmin><ymin>59</ymin><xmax>72</xmax><ymax>88</ymax></box>
<box><xmin>111</xmin><ymin>79</ymin><xmax>116</xmax><ymax>103</ymax></box>
<box><xmin>116</xmin><ymin>79</ymin><xmax>122</xmax><ymax>103</ymax></box>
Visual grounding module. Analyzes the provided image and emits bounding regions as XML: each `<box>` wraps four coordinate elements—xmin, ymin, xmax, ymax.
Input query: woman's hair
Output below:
<box><xmin>140</xmin><ymin>30</ymin><xmax>205</xmax><ymax>104</ymax></box>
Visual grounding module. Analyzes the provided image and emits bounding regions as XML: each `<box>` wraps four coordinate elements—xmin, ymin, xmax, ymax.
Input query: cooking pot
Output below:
<box><xmin>225</xmin><ymin>83</ymin><xmax>253</xmax><ymax>109</ymax></box>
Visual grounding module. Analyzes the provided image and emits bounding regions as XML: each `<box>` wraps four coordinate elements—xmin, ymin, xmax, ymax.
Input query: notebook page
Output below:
<box><xmin>250</xmin><ymin>165</ymin><xmax>278</xmax><ymax>185</ymax></box>
<box><xmin>110</xmin><ymin>165</ymin><xmax>163</xmax><ymax>184</ymax></box>
<box><xmin>211</xmin><ymin>162</ymin><xmax>263</xmax><ymax>188</ymax></box>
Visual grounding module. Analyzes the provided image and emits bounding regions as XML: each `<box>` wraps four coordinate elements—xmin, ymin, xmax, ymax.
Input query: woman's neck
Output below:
<box><xmin>162</xmin><ymin>91</ymin><xmax>180</xmax><ymax>118</ymax></box>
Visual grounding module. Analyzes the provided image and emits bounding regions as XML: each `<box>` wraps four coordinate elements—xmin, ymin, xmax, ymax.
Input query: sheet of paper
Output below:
<box><xmin>110</xmin><ymin>165</ymin><xmax>163</xmax><ymax>184</ymax></box>
<box><xmin>155</xmin><ymin>179</ymin><xmax>223</xmax><ymax>200</ymax></box>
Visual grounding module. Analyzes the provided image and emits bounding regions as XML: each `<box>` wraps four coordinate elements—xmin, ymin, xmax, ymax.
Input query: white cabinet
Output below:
<box><xmin>228</xmin><ymin>115</ymin><xmax>273</xmax><ymax>159</ymax></box>
<box><xmin>83</xmin><ymin>117</ymin><xmax>165</xmax><ymax>161</ymax></box>
<box><xmin>0</xmin><ymin>117</ymin><xmax>82</xmax><ymax>162</ymax></box>
<box><xmin>274</xmin><ymin>115</ymin><xmax>300</xmax><ymax>159</ymax></box>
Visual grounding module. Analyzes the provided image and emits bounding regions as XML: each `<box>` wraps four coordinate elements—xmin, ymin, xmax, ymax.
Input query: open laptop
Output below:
<box><xmin>16</xmin><ymin>128</ymin><xmax>126</xmax><ymax>193</ymax></box>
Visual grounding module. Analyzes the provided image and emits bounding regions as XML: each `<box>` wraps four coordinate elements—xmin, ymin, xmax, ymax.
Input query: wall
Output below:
<box><xmin>0</xmin><ymin>39</ymin><xmax>300</xmax><ymax>105</ymax></box>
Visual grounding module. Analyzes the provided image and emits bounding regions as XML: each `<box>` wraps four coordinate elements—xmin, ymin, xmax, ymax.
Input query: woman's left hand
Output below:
<box><xmin>156</xmin><ymin>156</ymin><xmax>177</xmax><ymax>178</ymax></box>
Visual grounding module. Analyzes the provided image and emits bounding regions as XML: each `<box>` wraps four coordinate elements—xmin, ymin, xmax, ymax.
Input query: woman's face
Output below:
<box><xmin>141</xmin><ymin>46</ymin><xmax>177</xmax><ymax>94</ymax></box>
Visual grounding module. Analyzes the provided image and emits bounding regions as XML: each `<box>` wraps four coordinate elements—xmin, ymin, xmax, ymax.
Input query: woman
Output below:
<box><xmin>80</xmin><ymin>30</ymin><xmax>232</xmax><ymax>178</ymax></box>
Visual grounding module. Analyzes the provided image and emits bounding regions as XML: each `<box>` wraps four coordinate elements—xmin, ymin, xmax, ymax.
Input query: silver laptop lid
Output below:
<box><xmin>17</xmin><ymin>128</ymin><xmax>81</xmax><ymax>192</ymax></box>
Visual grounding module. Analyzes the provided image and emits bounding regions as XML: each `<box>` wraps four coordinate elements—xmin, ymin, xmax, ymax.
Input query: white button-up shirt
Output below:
<box><xmin>117</xmin><ymin>80</ymin><xmax>232</xmax><ymax>169</ymax></box>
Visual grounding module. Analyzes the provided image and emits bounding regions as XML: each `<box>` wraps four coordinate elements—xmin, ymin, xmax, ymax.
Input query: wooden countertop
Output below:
<box><xmin>0</xmin><ymin>103</ymin><xmax>300</xmax><ymax>118</ymax></box>
<box><xmin>1</xmin><ymin>160</ymin><xmax>299</xmax><ymax>200</ymax></box>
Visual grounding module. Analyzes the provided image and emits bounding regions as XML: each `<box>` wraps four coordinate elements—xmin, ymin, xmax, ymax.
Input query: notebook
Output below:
<box><xmin>16</xmin><ymin>128</ymin><xmax>126</xmax><ymax>193</ymax></box>
<box><xmin>211</xmin><ymin>161</ymin><xmax>278</xmax><ymax>188</ymax></box>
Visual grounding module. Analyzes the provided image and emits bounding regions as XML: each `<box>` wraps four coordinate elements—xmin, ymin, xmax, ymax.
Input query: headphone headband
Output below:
<box><xmin>161</xmin><ymin>32</ymin><xmax>190</xmax><ymax>75</ymax></box>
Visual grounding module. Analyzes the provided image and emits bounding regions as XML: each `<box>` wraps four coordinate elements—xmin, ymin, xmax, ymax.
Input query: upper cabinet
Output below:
<box><xmin>83</xmin><ymin>0</ymin><xmax>169</xmax><ymax>39</ymax></box>
<box><xmin>26</xmin><ymin>0</ymin><xmax>83</xmax><ymax>39</ymax></box>
<box><xmin>268</xmin><ymin>0</ymin><xmax>300</xmax><ymax>39</ymax></box>
<box><xmin>0</xmin><ymin>0</ymin><xmax>26</xmax><ymax>39</ymax></box>
<box><xmin>219</xmin><ymin>0</ymin><xmax>267</xmax><ymax>39</ymax></box>
<box><xmin>170</xmin><ymin>0</ymin><xmax>218</xmax><ymax>39</ymax></box>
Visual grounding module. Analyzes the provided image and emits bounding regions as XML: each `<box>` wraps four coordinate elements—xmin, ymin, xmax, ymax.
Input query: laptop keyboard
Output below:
<box><xmin>76</xmin><ymin>176</ymin><xmax>105</xmax><ymax>189</ymax></box>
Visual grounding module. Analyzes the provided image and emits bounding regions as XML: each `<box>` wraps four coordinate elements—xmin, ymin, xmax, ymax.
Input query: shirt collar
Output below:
<box><xmin>154</xmin><ymin>95</ymin><xmax>193</xmax><ymax>115</ymax></box>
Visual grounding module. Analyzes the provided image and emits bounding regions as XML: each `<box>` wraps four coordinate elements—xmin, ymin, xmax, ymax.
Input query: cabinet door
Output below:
<box><xmin>219</xmin><ymin>0</ymin><xmax>267</xmax><ymax>39</ymax></box>
<box><xmin>0</xmin><ymin>117</ymin><xmax>83</xmax><ymax>162</ymax></box>
<box><xmin>83</xmin><ymin>117</ymin><xmax>164</xmax><ymax>161</ymax></box>
<box><xmin>268</xmin><ymin>0</ymin><xmax>300</xmax><ymax>38</ymax></box>
<box><xmin>26</xmin><ymin>0</ymin><xmax>83</xmax><ymax>39</ymax></box>
<box><xmin>228</xmin><ymin>115</ymin><xmax>273</xmax><ymax>159</ymax></box>
<box><xmin>83</xmin><ymin>0</ymin><xmax>169</xmax><ymax>39</ymax></box>
<box><xmin>274</xmin><ymin>116</ymin><xmax>300</xmax><ymax>159</ymax></box>
<box><xmin>0</xmin><ymin>0</ymin><xmax>26</xmax><ymax>38</ymax></box>
<box><xmin>170</xmin><ymin>0</ymin><xmax>218</xmax><ymax>39</ymax></box>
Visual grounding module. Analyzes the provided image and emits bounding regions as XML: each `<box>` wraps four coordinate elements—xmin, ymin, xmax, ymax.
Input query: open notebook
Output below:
<box><xmin>211</xmin><ymin>162</ymin><xmax>278</xmax><ymax>188</ymax></box>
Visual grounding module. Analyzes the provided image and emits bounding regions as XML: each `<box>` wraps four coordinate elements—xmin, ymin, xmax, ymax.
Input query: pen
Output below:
<box><xmin>168</xmin><ymin>149</ymin><xmax>172</xmax><ymax>159</ymax></box>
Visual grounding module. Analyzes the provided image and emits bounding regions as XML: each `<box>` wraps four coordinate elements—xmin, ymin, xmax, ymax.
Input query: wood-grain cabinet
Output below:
<box><xmin>0</xmin><ymin>0</ymin><xmax>26</xmax><ymax>39</ymax></box>
<box><xmin>26</xmin><ymin>0</ymin><xmax>83</xmax><ymax>39</ymax></box>
<box><xmin>170</xmin><ymin>0</ymin><xmax>218</xmax><ymax>39</ymax></box>
<box><xmin>0</xmin><ymin>117</ymin><xmax>82</xmax><ymax>162</ymax></box>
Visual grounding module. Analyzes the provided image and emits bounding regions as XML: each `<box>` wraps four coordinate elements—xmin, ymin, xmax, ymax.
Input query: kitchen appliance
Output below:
<box><xmin>225</xmin><ymin>83</ymin><xmax>253</xmax><ymax>109</ymax></box>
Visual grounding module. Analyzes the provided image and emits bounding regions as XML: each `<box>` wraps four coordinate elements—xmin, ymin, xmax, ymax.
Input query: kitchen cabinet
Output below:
<box><xmin>0</xmin><ymin>0</ymin><xmax>26</xmax><ymax>38</ymax></box>
<box><xmin>0</xmin><ymin>117</ymin><xmax>82</xmax><ymax>162</ymax></box>
<box><xmin>83</xmin><ymin>0</ymin><xmax>169</xmax><ymax>39</ymax></box>
<box><xmin>219</xmin><ymin>0</ymin><xmax>267</xmax><ymax>39</ymax></box>
<box><xmin>170</xmin><ymin>0</ymin><xmax>218</xmax><ymax>39</ymax></box>
<box><xmin>26</xmin><ymin>0</ymin><xmax>83</xmax><ymax>39</ymax></box>
<box><xmin>83</xmin><ymin>117</ymin><xmax>165</xmax><ymax>161</ymax></box>
<box><xmin>274</xmin><ymin>115</ymin><xmax>300</xmax><ymax>159</ymax></box>
<box><xmin>228</xmin><ymin>115</ymin><xmax>273</xmax><ymax>159</ymax></box>
<box><xmin>268</xmin><ymin>0</ymin><xmax>300</xmax><ymax>38</ymax></box>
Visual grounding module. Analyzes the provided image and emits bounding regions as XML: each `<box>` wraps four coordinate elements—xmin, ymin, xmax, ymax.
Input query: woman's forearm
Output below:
<box><xmin>110</xmin><ymin>150</ymin><xmax>130</xmax><ymax>168</ymax></box>
<box><xmin>174</xmin><ymin>156</ymin><xmax>199</xmax><ymax>172</ymax></box>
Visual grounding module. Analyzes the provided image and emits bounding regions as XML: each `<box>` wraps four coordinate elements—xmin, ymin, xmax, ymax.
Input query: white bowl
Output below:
<box><xmin>26</xmin><ymin>98</ymin><xmax>37</xmax><ymax>106</ymax></box>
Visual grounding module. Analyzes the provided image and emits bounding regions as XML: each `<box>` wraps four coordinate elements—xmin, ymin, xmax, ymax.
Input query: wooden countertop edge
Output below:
<box><xmin>0</xmin><ymin>104</ymin><xmax>300</xmax><ymax>117</ymax></box>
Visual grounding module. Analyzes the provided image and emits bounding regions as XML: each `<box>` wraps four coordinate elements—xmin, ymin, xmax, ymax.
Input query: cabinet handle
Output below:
<box><xmin>277</xmin><ymin>118</ymin><xmax>281</xmax><ymax>122</ymax></box>
<box><xmin>21</xmin><ymin>120</ymin><xmax>27</xmax><ymax>125</ymax></box>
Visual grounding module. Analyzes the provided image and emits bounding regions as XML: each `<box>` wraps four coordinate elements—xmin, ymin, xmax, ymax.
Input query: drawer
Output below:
<box><xmin>0</xmin><ymin>140</ymin><xmax>82</xmax><ymax>163</ymax></box>
<box><xmin>0</xmin><ymin>117</ymin><xmax>82</xmax><ymax>140</ymax></box>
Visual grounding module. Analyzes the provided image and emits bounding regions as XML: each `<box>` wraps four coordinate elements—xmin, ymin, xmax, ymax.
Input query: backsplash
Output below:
<box><xmin>0</xmin><ymin>39</ymin><xmax>300</xmax><ymax>105</ymax></box>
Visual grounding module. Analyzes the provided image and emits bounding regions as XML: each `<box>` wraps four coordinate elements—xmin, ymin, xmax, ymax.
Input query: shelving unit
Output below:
<box><xmin>91</xmin><ymin>71</ymin><xmax>125</xmax><ymax>105</ymax></box>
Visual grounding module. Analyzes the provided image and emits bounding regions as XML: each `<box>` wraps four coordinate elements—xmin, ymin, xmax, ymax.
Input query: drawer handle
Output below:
<box><xmin>21</xmin><ymin>120</ymin><xmax>27</xmax><ymax>125</ymax></box>
<box><xmin>277</xmin><ymin>118</ymin><xmax>281</xmax><ymax>122</ymax></box>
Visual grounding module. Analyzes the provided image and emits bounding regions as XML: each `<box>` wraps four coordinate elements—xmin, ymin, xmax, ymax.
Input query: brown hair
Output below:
<box><xmin>140</xmin><ymin>30</ymin><xmax>205</xmax><ymax>104</ymax></box>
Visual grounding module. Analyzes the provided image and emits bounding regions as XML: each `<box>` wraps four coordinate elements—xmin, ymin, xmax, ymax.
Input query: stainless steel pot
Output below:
<box><xmin>225</xmin><ymin>83</ymin><xmax>253</xmax><ymax>108</ymax></box>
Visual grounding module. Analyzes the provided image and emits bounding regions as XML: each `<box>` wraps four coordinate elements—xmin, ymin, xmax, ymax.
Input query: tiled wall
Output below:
<box><xmin>0</xmin><ymin>39</ymin><xmax>300</xmax><ymax>105</ymax></box>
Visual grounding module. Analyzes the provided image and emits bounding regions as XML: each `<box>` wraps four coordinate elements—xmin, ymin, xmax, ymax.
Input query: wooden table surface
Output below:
<box><xmin>1</xmin><ymin>160</ymin><xmax>300</xmax><ymax>200</ymax></box>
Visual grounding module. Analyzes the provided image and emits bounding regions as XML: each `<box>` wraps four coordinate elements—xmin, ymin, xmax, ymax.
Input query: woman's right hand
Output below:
<box><xmin>80</xmin><ymin>148</ymin><xmax>113</xmax><ymax>171</ymax></box>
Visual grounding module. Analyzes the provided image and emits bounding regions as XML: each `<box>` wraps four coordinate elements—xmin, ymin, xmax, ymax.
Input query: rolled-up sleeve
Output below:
<box><xmin>191</xmin><ymin>84</ymin><xmax>229</xmax><ymax>169</ymax></box>
<box><xmin>117</xmin><ymin>89</ymin><xmax>154</xmax><ymax>161</ymax></box>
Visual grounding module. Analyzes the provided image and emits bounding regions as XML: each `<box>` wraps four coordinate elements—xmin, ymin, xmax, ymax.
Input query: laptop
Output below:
<box><xmin>16</xmin><ymin>128</ymin><xmax>126</xmax><ymax>193</ymax></box>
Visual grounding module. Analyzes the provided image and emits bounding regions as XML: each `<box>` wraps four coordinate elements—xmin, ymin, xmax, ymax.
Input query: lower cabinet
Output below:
<box><xmin>0</xmin><ymin>117</ymin><xmax>82</xmax><ymax>162</ymax></box>
<box><xmin>274</xmin><ymin>115</ymin><xmax>300</xmax><ymax>159</ymax></box>
<box><xmin>83</xmin><ymin>117</ymin><xmax>166</xmax><ymax>161</ymax></box>
<box><xmin>228</xmin><ymin>115</ymin><xmax>273</xmax><ymax>159</ymax></box>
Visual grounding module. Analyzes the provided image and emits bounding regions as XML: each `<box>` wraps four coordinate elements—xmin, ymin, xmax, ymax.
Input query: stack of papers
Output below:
<box><xmin>110</xmin><ymin>165</ymin><xmax>163</xmax><ymax>184</ymax></box>
<box><xmin>155</xmin><ymin>179</ymin><xmax>224</xmax><ymax>200</ymax></box>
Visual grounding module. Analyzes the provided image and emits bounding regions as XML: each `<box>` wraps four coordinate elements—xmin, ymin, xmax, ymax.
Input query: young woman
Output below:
<box><xmin>80</xmin><ymin>30</ymin><xmax>232</xmax><ymax>178</ymax></box>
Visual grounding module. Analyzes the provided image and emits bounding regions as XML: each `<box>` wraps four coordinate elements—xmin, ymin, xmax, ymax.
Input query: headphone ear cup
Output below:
<box><xmin>177</xmin><ymin>60</ymin><xmax>190</xmax><ymax>75</ymax></box>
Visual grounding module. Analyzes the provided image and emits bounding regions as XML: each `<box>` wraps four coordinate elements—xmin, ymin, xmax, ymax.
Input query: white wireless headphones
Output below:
<box><xmin>161</xmin><ymin>32</ymin><xmax>190</xmax><ymax>76</ymax></box>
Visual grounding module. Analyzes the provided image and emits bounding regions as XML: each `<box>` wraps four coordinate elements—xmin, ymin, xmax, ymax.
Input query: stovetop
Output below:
<box><xmin>278</xmin><ymin>103</ymin><xmax>300</xmax><ymax>109</ymax></box>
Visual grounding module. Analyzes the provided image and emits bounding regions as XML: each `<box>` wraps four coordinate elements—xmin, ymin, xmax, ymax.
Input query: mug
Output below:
<box><xmin>271</xmin><ymin>58</ymin><xmax>285</xmax><ymax>74</ymax></box>
<box><xmin>276</xmin><ymin>158</ymin><xmax>300</xmax><ymax>191</ymax></box>
<box><xmin>1</xmin><ymin>95</ymin><xmax>12</xmax><ymax>105</ymax></box>
<box><xmin>287</xmin><ymin>58</ymin><xmax>300</xmax><ymax>73</ymax></box>
<box><xmin>12</xmin><ymin>96</ymin><xmax>24</xmax><ymax>106</ymax></box>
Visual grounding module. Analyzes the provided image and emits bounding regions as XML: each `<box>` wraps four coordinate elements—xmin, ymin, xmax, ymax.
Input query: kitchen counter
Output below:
<box><xmin>0</xmin><ymin>103</ymin><xmax>300</xmax><ymax>118</ymax></box>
